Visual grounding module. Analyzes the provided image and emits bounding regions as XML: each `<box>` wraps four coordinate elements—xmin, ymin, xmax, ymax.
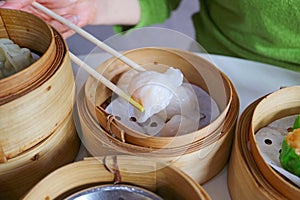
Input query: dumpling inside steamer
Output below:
<box><xmin>158</xmin><ymin>83</ymin><xmax>200</xmax><ymax>137</ymax></box>
<box><xmin>163</xmin><ymin>83</ymin><xmax>200</xmax><ymax>120</ymax></box>
<box><xmin>255</xmin><ymin>114</ymin><xmax>300</xmax><ymax>187</ymax></box>
<box><xmin>107</xmin><ymin>67</ymin><xmax>219</xmax><ymax>137</ymax></box>
<box><xmin>0</xmin><ymin>38</ymin><xmax>35</xmax><ymax>79</ymax></box>
<box><xmin>279</xmin><ymin>115</ymin><xmax>300</xmax><ymax>177</ymax></box>
<box><xmin>127</xmin><ymin>67</ymin><xmax>184</xmax><ymax>123</ymax></box>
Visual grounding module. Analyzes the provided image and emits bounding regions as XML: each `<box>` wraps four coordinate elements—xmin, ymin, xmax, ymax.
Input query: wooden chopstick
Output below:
<box><xmin>32</xmin><ymin>2</ymin><xmax>145</xmax><ymax>72</ymax></box>
<box><xmin>31</xmin><ymin>2</ymin><xmax>144</xmax><ymax>112</ymax></box>
<box><xmin>69</xmin><ymin>52</ymin><xmax>144</xmax><ymax>112</ymax></box>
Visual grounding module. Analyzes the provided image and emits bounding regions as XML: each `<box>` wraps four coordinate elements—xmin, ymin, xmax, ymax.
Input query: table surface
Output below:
<box><xmin>73</xmin><ymin>53</ymin><xmax>300</xmax><ymax>200</ymax></box>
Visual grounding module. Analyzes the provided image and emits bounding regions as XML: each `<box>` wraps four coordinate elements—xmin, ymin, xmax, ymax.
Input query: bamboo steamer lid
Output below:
<box><xmin>84</xmin><ymin>47</ymin><xmax>233</xmax><ymax>149</ymax></box>
<box><xmin>75</xmin><ymin>48</ymin><xmax>240</xmax><ymax>183</ymax></box>
<box><xmin>0</xmin><ymin>9</ymin><xmax>76</xmax><ymax>160</ymax></box>
<box><xmin>24</xmin><ymin>155</ymin><xmax>211</xmax><ymax>200</ymax></box>
<box><xmin>228</xmin><ymin>86</ymin><xmax>300</xmax><ymax>200</ymax></box>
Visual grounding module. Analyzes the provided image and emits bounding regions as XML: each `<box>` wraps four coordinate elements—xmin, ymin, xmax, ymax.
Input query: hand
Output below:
<box><xmin>0</xmin><ymin>0</ymin><xmax>100</xmax><ymax>37</ymax></box>
<box><xmin>0</xmin><ymin>0</ymin><xmax>140</xmax><ymax>38</ymax></box>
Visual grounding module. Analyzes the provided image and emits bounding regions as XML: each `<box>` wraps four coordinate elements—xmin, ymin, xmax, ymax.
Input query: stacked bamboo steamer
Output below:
<box><xmin>24</xmin><ymin>155</ymin><xmax>211</xmax><ymax>200</ymax></box>
<box><xmin>0</xmin><ymin>9</ymin><xmax>80</xmax><ymax>199</ymax></box>
<box><xmin>76</xmin><ymin>47</ymin><xmax>240</xmax><ymax>184</ymax></box>
<box><xmin>228</xmin><ymin>86</ymin><xmax>300</xmax><ymax>199</ymax></box>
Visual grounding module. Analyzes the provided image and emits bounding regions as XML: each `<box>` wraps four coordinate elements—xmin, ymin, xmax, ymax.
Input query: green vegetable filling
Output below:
<box><xmin>279</xmin><ymin>140</ymin><xmax>300</xmax><ymax>176</ymax></box>
<box><xmin>293</xmin><ymin>115</ymin><xmax>300</xmax><ymax>129</ymax></box>
<box><xmin>279</xmin><ymin>115</ymin><xmax>300</xmax><ymax>177</ymax></box>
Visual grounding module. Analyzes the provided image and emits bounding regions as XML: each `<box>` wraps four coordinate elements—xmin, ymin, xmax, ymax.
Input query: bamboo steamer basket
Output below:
<box><xmin>228</xmin><ymin>86</ymin><xmax>300</xmax><ymax>200</ymax></box>
<box><xmin>0</xmin><ymin>9</ymin><xmax>80</xmax><ymax>199</ymax></box>
<box><xmin>76</xmin><ymin>48</ymin><xmax>240</xmax><ymax>183</ymax></box>
<box><xmin>249</xmin><ymin>86</ymin><xmax>300</xmax><ymax>199</ymax></box>
<box><xmin>0</xmin><ymin>112</ymin><xmax>80</xmax><ymax>199</ymax></box>
<box><xmin>24</xmin><ymin>156</ymin><xmax>211</xmax><ymax>200</ymax></box>
<box><xmin>0</xmin><ymin>8</ymin><xmax>56</xmax><ymax>103</ymax></box>
<box><xmin>85</xmin><ymin>47</ymin><xmax>232</xmax><ymax>149</ymax></box>
<box><xmin>0</xmin><ymin>9</ymin><xmax>76</xmax><ymax>160</ymax></box>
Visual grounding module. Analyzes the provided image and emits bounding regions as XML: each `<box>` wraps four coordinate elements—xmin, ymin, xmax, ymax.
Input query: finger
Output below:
<box><xmin>27</xmin><ymin>5</ymin><xmax>53</xmax><ymax>20</ymax></box>
<box><xmin>61</xmin><ymin>29</ymin><xmax>75</xmax><ymax>38</ymax></box>
<box><xmin>0</xmin><ymin>1</ymin><xmax>52</xmax><ymax>21</ymax></box>
<box><xmin>37</xmin><ymin>0</ymin><xmax>77</xmax><ymax>8</ymax></box>
<box><xmin>31</xmin><ymin>2</ymin><xmax>76</xmax><ymax>23</ymax></box>
<box><xmin>0</xmin><ymin>0</ymin><xmax>34</xmax><ymax>9</ymax></box>
<box><xmin>46</xmin><ymin>15</ymin><xmax>79</xmax><ymax>34</ymax></box>
<box><xmin>47</xmin><ymin>20</ymin><xmax>70</xmax><ymax>33</ymax></box>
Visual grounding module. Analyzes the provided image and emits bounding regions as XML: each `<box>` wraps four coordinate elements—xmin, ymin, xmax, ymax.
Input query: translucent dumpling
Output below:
<box><xmin>159</xmin><ymin>115</ymin><xmax>199</xmax><ymax>137</ymax></box>
<box><xmin>116</xmin><ymin>69</ymin><xmax>138</xmax><ymax>101</ymax></box>
<box><xmin>164</xmin><ymin>82</ymin><xmax>200</xmax><ymax>121</ymax></box>
<box><xmin>157</xmin><ymin>83</ymin><xmax>201</xmax><ymax>137</ymax></box>
<box><xmin>0</xmin><ymin>38</ymin><xmax>34</xmax><ymax>79</ymax></box>
<box><xmin>113</xmin><ymin>67</ymin><xmax>204</xmax><ymax>137</ymax></box>
<box><xmin>127</xmin><ymin>67</ymin><xmax>183</xmax><ymax>123</ymax></box>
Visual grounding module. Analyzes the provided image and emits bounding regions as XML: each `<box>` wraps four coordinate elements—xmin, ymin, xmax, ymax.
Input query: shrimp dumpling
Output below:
<box><xmin>128</xmin><ymin>67</ymin><xmax>183</xmax><ymax>123</ymax></box>
<box><xmin>158</xmin><ymin>84</ymin><xmax>201</xmax><ymax>137</ymax></box>
<box><xmin>116</xmin><ymin>69</ymin><xmax>138</xmax><ymax>103</ymax></box>
<box><xmin>165</xmin><ymin>83</ymin><xmax>200</xmax><ymax>121</ymax></box>
<box><xmin>159</xmin><ymin>115</ymin><xmax>199</xmax><ymax>137</ymax></box>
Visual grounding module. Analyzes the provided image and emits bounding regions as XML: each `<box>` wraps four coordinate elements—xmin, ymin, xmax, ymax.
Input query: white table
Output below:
<box><xmin>73</xmin><ymin>53</ymin><xmax>300</xmax><ymax>200</ymax></box>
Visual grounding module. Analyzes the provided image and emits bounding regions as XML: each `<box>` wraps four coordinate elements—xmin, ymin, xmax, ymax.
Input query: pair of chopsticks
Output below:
<box><xmin>31</xmin><ymin>2</ymin><xmax>145</xmax><ymax>112</ymax></box>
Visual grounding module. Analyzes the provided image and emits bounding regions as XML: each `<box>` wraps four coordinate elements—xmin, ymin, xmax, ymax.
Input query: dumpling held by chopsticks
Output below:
<box><xmin>127</xmin><ymin>67</ymin><xmax>183</xmax><ymax>123</ymax></box>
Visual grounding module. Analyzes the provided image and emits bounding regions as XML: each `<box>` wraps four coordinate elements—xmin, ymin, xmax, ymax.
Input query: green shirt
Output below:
<box><xmin>114</xmin><ymin>0</ymin><xmax>300</xmax><ymax>72</ymax></box>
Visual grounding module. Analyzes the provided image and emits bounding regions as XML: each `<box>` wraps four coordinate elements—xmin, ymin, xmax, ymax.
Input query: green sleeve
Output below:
<box><xmin>113</xmin><ymin>0</ymin><xmax>181</xmax><ymax>33</ymax></box>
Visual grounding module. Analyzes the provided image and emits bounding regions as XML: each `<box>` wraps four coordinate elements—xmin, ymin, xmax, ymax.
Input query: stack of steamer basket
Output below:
<box><xmin>23</xmin><ymin>155</ymin><xmax>211</xmax><ymax>200</ymax></box>
<box><xmin>77</xmin><ymin>47</ymin><xmax>240</xmax><ymax>184</ymax></box>
<box><xmin>0</xmin><ymin>9</ymin><xmax>80</xmax><ymax>199</ymax></box>
<box><xmin>228</xmin><ymin>86</ymin><xmax>300</xmax><ymax>199</ymax></box>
